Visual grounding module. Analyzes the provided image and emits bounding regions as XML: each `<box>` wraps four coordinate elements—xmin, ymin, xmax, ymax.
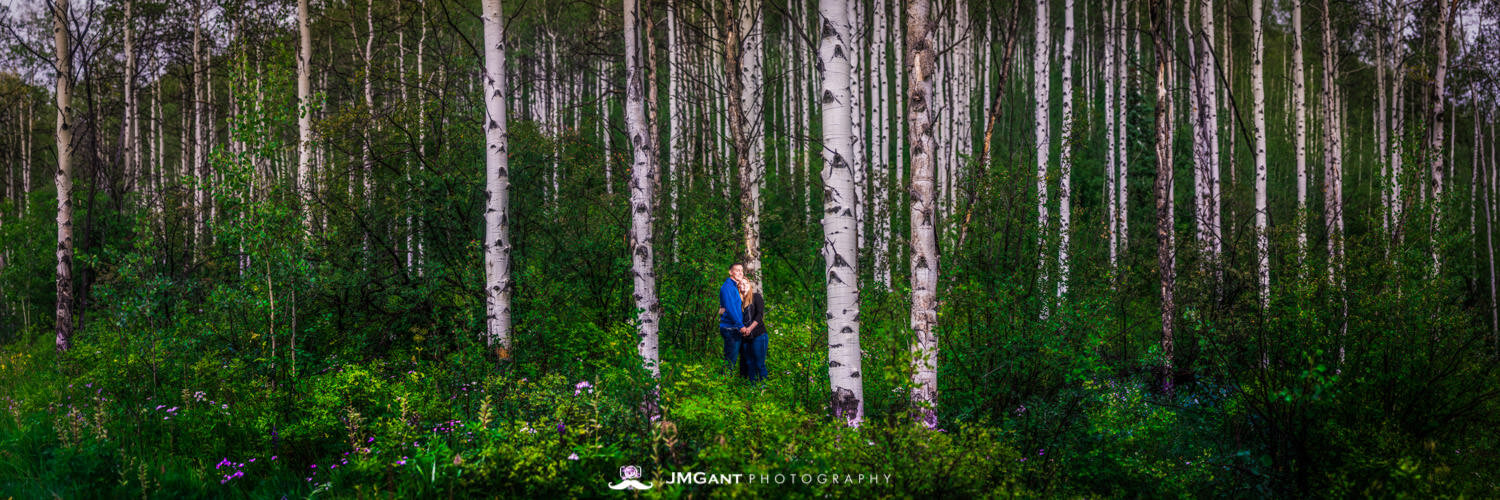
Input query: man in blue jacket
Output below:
<box><xmin>719</xmin><ymin>263</ymin><xmax>747</xmax><ymax>372</ymax></box>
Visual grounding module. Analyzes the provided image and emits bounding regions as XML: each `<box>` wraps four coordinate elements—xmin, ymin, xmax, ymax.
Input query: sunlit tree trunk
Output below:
<box><xmin>481</xmin><ymin>0</ymin><xmax>514</xmax><ymax>356</ymax></box>
<box><xmin>624</xmin><ymin>0</ymin><xmax>662</xmax><ymax>386</ymax></box>
<box><xmin>906</xmin><ymin>0</ymin><xmax>939</xmax><ymax>429</ymax></box>
<box><xmin>819</xmin><ymin>0</ymin><xmax>863</xmax><ymax>426</ymax></box>
<box><xmin>298</xmin><ymin>0</ymin><xmax>313</xmax><ymax>231</ymax></box>
<box><xmin>52</xmin><ymin>0</ymin><xmax>75</xmax><ymax>352</ymax></box>
<box><xmin>1251</xmin><ymin>0</ymin><xmax>1269</xmax><ymax>310</ymax></box>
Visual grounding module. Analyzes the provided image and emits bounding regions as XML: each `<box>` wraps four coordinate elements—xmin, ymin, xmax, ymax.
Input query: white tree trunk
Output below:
<box><xmin>871</xmin><ymin>0</ymin><xmax>890</xmax><ymax>288</ymax></box>
<box><xmin>481</xmin><ymin>0</ymin><xmax>514</xmax><ymax>356</ymax></box>
<box><xmin>1292</xmin><ymin>0</ymin><xmax>1307</xmax><ymax>267</ymax></box>
<box><xmin>193</xmin><ymin>0</ymin><xmax>207</xmax><ymax>251</ymax></box>
<box><xmin>1035</xmin><ymin>0</ymin><xmax>1051</xmax><ymax>319</ymax></box>
<box><xmin>1105</xmin><ymin>0</ymin><xmax>1117</xmax><ymax>269</ymax></box>
<box><xmin>1429</xmin><ymin>0</ymin><xmax>1451</xmax><ymax>275</ymax></box>
<box><xmin>1251</xmin><ymin>0</ymin><xmax>1269</xmax><ymax>310</ymax></box>
<box><xmin>1057</xmin><ymin>0</ymin><xmax>1074</xmax><ymax>304</ymax></box>
<box><xmin>819</xmin><ymin>0</ymin><xmax>863</xmax><ymax>426</ymax></box>
<box><xmin>124</xmin><ymin>0</ymin><xmax>138</xmax><ymax>205</ymax></box>
<box><xmin>729</xmin><ymin>0</ymin><xmax>765</xmax><ymax>289</ymax></box>
<box><xmin>363</xmin><ymin>0</ymin><xmax>375</xmax><ymax>253</ymax></box>
<box><xmin>624</xmin><ymin>0</ymin><xmax>662</xmax><ymax>384</ymax></box>
<box><xmin>52</xmin><ymin>0</ymin><xmax>75</xmax><ymax>352</ymax></box>
<box><xmin>416</xmin><ymin>0</ymin><xmax>427</xmax><ymax>273</ymax></box>
<box><xmin>1152</xmin><ymin>0</ymin><xmax>1174</xmax><ymax>393</ymax></box>
<box><xmin>1193</xmin><ymin>0</ymin><xmax>1221</xmax><ymax>272</ymax></box>
<box><xmin>1115</xmin><ymin>0</ymin><xmax>1129</xmax><ymax>256</ymax></box>
<box><xmin>906</xmin><ymin>0</ymin><xmax>939</xmax><ymax>429</ymax></box>
<box><xmin>667</xmin><ymin>0</ymin><xmax>682</xmax><ymax>260</ymax></box>
<box><xmin>298</xmin><ymin>0</ymin><xmax>313</xmax><ymax>231</ymax></box>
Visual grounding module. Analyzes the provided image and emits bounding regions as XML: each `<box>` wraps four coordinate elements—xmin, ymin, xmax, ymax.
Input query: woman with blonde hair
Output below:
<box><xmin>737</xmin><ymin>276</ymin><xmax>768</xmax><ymax>382</ymax></box>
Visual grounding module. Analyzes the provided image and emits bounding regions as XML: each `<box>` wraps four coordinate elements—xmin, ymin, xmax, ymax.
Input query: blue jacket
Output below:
<box><xmin>719</xmin><ymin>278</ymin><xmax>744</xmax><ymax>329</ymax></box>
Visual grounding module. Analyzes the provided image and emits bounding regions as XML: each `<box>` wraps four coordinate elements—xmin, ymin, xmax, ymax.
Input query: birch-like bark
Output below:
<box><xmin>667</xmin><ymin>0</ymin><xmax>682</xmax><ymax>260</ymax></box>
<box><xmin>193</xmin><ymin>0</ymin><xmax>207</xmax><ymax>251</ymax></box>
<box><xmin>53</xmin><ymin>0</ymin><xmax>75</xmax><ymax>352</ymax></box>
<box><xmin>363</xmin><ymin>0</ymin><xmax>375</xmax><ymax>252</ymax></box>
<box><xmin>871</xmin><ymin>0</ymin><xmax>890</xmax><ymax>288</ymax></box>
<box><xmin>1194</xmin><ymin>0</ymin><xmax>1220</xmax><ymax>272</ymax></box>
<box><xmin>1292</xmin><ymin>0</ymin><xmax>1308</xmax><ymax>267</ymax></box>
<box><xmin>1035</xmin><ymin>0</ymin><xmax>1051</xmax><ymax>319</ymax></box>
<box><xmin>481</xmin><ymin>0</ymin><xmax>514</xmax><ymax>355</ymax></box>
<box><xmin>1251</xmin><ymin>0</ymin><xmax>1269</xmax><ymax>310</ymax></box>
<box><xmin>906</xmin><ymin>0</ymin><xmax>939</xmax><ymax>429</ymax></box>
<box><xmin>1116</xmin><ymin>0</ymin><xmax>1129</xmax><ymax>255</ymax></box>
<box><xmin>1152</xmin><ymin>0</ymin><xmax>1174</xmax><ymax>394</ymax></box>
<box><xmin>1057</xmin><ymin>0</ymin><xmax>1074</xmax><ymax>303</ymax></box>
<box><xmin>124</xmin><ymin>0</ymin><xmax>138</xmax><ymax>204</ymax></box>
<box><xmin>727</xmin><ymin>0</ymin><xmax>765</xmax><ymax>289</ymax></box>
<box><xmin>1429</xmin><ymin>0</ymin><xmax>1451</xmax><ymax>275</ymax></box>
<box><xmin>625</xmin><ymin>0</ymin><xmax>662</xmax><ymax>384</ymax></box>
<box><xmin>1390</xmin><ymin>1</ymin><xmax>1405</xmax><ymax>242</ymax></box>
<box><xmin>416</xmin><ymin>0</ymin><xmax>428</xmax><ymax>273</ymax></box>
<box><xmin>298</xmin><ymin>0</ymin><xmax>313</xmax><ymax>231</ymax></box>
<box><xmin>819</xmin><ymin>0</ymin><xmax>863</xmax><ymax>426</ymax></box>
<box><xmin>1105</xmin><ymin>0</ymin><xmax>1118</xmax><ymax>269</ymax></box>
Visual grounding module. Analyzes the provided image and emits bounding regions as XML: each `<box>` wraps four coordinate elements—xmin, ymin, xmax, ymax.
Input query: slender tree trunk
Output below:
<box><xmin>819</xmin><ymin>0</ymin><xmax>863</xmax><ymax>426</ymax></box>
<box><xmin>871</xmin><ymin>0</ymin><xmax>890</xmax><ymax>288</ymax></box>
<box><xmin>1105</xmin><ymin>0</ymin><xmax>1118</xmax><ymax>269</ymax></box>
<box><xmin>1035</xmin><ymin>0</ymin><xmax>1052</xmax><ymax>319</ymax></box>
<box><xmin>193</xmin><ymin>0</ymin><xmax>208</xmax><ymax>251</ymax></box>
<box><xmin>906</xmin><ymin>0</ymin><xmax>939</xmax><ymax>429</ymax></box>
<box><xmin>625</xmin><ymin>0</ymin><xmax>662</xmax><ymax>388</ymax></box>
<box><xmin>1057</xmin><ymin>0</ymin><xmax>1074</xmax><ymax>305</ymax></box>
<box><xmin>1193</xmin><ymin>0</ymin><xmax>1221</xmax><ymax>275</ymax></box>
<box><xmin>52</xmin><ymin>0</ymin><xmax>75</xmax><ymax>352</ymax></box>
<box><xmin>1292</xmin><ymin>0</ymin><xmax>1307</xmax><ymax>268</ymax></box>
<box><xmin>667</xmin><ymin>0</ymin><xmax>682</xmax><ymax>261</ymax></box>
<box><xmin>1251</xmin><ymin>0</ymin><xmax>1269</xmax><ymax>310</ymax></box>
<box><xmin>727</xmin><ymin>0</ymin><xmax>765</xmax><ymax>288</ymax></box>
<box><xmin>1116</xmin><ymin>0</ymin><xmax>1129</xmax><ymax>256</ymax></box>
<box><xmin>1321</xmin><ymin>0</ymin><xmax>1346</xmax><ymax>362</ymax></box>
<box><xmin>124</xmin><ymin>0</ymin><xmax>138</xmax><ymax>205</ymax></box>
<box><xmin>1152</xmin><ymin>0</ymin><xmax>1174</xmax><ymax>394</ymax></box>
<box><xmin>481</xmin><ymin>0</ymin><xmax>514</xmax><ymax>357</ymax></box>
<box><xmin>298</xmin><ymin>0</ymin><xmax>313</xmax><ymax>231</ymax></box>
<box><xmin>363</xmin><ymin>0</ymin><xmax>375</xmax><ymax>254</ymax></box>
<box><xmin>1429</xmin><ymin>0</ymin><xmax>1451</xmax><ymax>275</ymax></box>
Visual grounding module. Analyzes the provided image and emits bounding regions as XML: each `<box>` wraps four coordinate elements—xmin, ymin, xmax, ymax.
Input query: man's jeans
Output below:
<box><xmin>720</xmin><ymin>328</ymin><xmax>743</xmax><ymax>371</ymax></box>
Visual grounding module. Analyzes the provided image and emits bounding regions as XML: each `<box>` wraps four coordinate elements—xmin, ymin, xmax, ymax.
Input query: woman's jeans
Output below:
<box><xmin>740</xmin><ymin>334</ymin><xmax>768</xmax><ymax>382</ymax></box>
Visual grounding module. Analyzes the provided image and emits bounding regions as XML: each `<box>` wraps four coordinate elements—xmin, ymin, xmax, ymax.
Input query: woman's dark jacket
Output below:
<box><xmin>743</xmin><ymin>292</ymin><xmax>767</xmax><ymax>338</ymax></box>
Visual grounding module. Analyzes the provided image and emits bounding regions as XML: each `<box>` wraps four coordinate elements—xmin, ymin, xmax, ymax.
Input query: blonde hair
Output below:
<box><xmin>737</xmin><ymin>277</ymin><xmax>755</xmax><ymax>308</ymax></box>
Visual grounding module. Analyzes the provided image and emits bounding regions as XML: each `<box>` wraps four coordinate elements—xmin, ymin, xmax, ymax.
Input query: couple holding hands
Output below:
<box><xmin>717</xmin><ymin>262</ymin><xmax>768</xmax><ymax>382</ymax></box>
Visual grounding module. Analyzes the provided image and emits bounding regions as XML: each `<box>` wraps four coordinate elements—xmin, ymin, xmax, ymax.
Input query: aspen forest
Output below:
<box><xmin>3</xmin><ymin>0</ymin><xmax>1500</xmax><ymax>496</ymax></box>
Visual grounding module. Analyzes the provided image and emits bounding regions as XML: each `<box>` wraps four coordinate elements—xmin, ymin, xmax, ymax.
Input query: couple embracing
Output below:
<box><xmin>717</xmin><ymin>262</ymin><xmax>768</xmax><ymax>382</ymax></box>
